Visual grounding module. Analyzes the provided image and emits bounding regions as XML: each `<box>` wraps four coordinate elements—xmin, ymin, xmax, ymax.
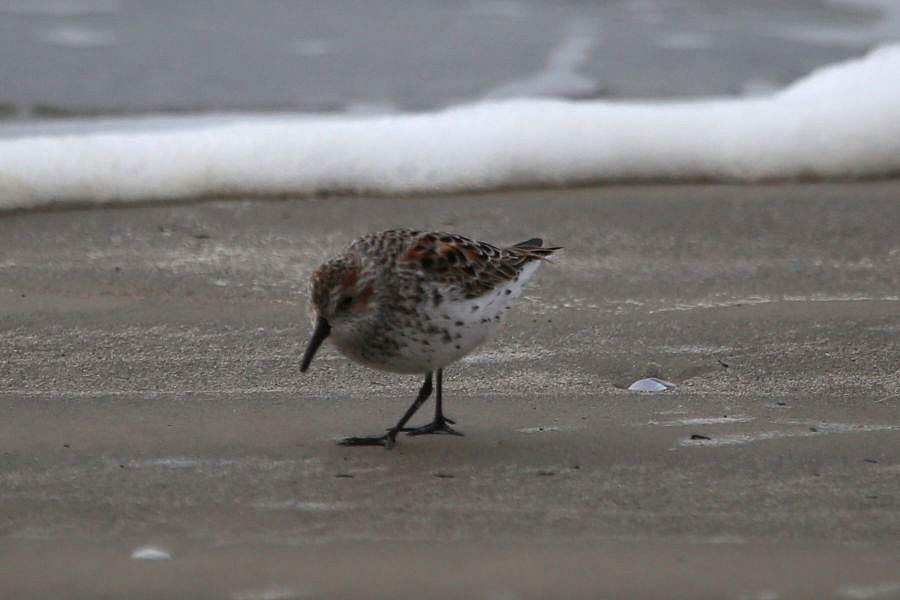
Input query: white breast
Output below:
<box><xmin>391</xmin><ymin>260</ymin><xmax>542</xmax><ymax>372</ymax></box>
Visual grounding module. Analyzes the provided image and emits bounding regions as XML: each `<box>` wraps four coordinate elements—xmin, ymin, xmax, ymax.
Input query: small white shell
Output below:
<box><xmin>130</xmin><ymin>546</ymin><xmax>171</xmax><ymax>560</ymax></box>
<box><xmin>628</xmin><ymin>377</ymin><xmax>676</xmax><ymax>392</ymax></box>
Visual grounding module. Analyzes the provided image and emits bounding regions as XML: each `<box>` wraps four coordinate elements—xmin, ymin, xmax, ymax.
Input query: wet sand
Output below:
<box><xmin>1</xmin><ymin>182</ymin><xmax>899</xmax><ymax>598</ymax></box>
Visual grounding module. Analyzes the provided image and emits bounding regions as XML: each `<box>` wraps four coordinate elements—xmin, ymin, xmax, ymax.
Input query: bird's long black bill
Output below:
<box><xmin>300</xmin><ymin>317</ymin><xmax>331</xmax><ymax>372</ymax></box>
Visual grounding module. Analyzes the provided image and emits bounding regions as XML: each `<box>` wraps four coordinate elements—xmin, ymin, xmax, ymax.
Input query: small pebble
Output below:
<box><xmin>690</xmin><ymin>434</ymin><xmax>711</xmax><ymax>440</ymax></box>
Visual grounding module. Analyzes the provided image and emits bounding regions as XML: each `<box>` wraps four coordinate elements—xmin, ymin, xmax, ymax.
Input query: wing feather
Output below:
<box><xmin>395</xmin><ymin>231</ymin><xmax>561</xmax><ymax>298</ymax></box>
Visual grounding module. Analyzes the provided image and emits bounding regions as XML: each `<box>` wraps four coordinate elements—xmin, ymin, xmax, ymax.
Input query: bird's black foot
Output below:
<box><xmin>402</xmin><ymin>417</ymin><xmax>464</xmax><ymax>437</ymax></box>
<box><xmin>338</xmin><ymin>431</ymin><xmax>398</xmax><ymax>449</ymax></box>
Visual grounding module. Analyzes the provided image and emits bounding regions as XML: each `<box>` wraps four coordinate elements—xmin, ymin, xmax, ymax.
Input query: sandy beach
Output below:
<box><xmin>1</xmin><ymin>182</ymin><xmax>899</xmax><ymax>598</ymax></box>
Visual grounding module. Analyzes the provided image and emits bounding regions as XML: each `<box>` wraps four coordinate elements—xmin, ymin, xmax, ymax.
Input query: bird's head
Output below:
<box><xmin>301</xmin><ymin>253</ymin><xmax>375</xmax><ymax>372</ymax></box>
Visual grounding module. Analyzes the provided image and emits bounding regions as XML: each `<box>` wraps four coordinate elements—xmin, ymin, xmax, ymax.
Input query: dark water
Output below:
<box><xmin>0</xmin><ymin>0</ymin><xmax>897</xmax><ymax>118</ymax></box>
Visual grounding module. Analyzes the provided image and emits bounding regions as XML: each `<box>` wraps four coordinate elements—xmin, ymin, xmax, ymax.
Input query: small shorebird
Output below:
<box><xmin>301</xmin><ymin>229</ymin><xmax>559</xmax><ymax>448</ymax></box>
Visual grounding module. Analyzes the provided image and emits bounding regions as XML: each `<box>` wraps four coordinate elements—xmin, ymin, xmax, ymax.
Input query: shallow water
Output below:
<box><xmin>0</xmin><ymin>0</ymin><xmax>898</xmax><ymax>118</ymax></box>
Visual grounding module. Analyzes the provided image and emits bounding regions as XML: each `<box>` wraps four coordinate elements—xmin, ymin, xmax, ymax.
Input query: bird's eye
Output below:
<box><xmin>338</xmin><ymin>296</ymin><xmax>354</xmax><ymax>310</ymax></box>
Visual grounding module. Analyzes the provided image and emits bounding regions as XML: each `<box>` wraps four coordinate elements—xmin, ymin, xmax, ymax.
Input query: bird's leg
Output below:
<box><xmin>339</xmin><ymin>372</ymin><xmax>434</xmax><ymax>449</ymax></box>
<box><xmin>402</xmin><ymin>368</ymin><xmax>463</xmax><ymax>437</ymax></box>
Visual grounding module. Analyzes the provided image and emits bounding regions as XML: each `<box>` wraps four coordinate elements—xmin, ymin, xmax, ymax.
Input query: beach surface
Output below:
<box><xmin>1</xmin><ymin>182</ymin><xmax>899</xmax><ymax>598</ymax></box>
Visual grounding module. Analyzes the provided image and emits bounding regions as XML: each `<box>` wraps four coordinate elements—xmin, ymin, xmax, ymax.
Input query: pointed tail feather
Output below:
<box><xmin>513</xmin><ymin>238</ymin><xmax>544</xmax><ymax>249</ymax></box>
<box><xmin>509</xmin><ymin>237</ymin><xmax>561</xmax><ymax>260</ymax></box>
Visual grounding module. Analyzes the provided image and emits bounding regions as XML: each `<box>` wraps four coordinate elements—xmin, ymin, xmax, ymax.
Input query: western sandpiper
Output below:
<box><xmin>301</xmin><ymin>229</ymin><xmax>559</xmax><ymax>448</ymax></box>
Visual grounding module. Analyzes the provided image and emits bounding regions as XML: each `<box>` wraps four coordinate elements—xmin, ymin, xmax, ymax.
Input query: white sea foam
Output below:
<box><xmin>1</xmin><ymin>44</ymin><xmax>899</xmax><ymax>211</ymax></box>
